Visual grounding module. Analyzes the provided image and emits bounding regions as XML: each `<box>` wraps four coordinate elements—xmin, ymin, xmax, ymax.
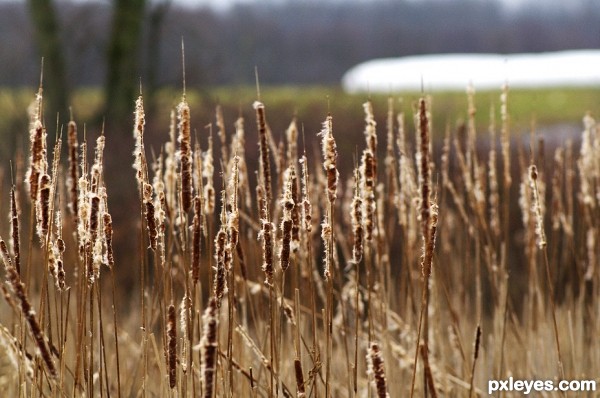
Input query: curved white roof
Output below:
<box><xmin>341</xmin><ymin>50</ymin><xmax>600</xmax><ymax>92</ymax></box>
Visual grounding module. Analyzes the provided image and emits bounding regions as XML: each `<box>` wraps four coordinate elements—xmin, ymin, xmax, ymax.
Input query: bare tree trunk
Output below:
<box><xmin>28</xmin><ymin>0</ymin><xmax>70</xmax><ymax>126</ymax></box>
<box><xmin>105</xmin><ymin>0</ymin><xmax>145</xmax><ymax>126</ymax></box>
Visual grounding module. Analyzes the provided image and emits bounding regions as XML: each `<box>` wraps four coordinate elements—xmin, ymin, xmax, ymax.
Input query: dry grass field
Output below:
<box><xmin>0</xmin><ymin>80</ymin><xmax>599</xmax><ymax>398</ymax></box>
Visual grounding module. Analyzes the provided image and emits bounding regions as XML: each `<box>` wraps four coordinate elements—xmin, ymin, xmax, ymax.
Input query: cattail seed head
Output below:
<box><xmin>259</xmin><ymin>218</ymin><xmax>275</xmax><ymax>286</ymax></box>
<box><xmin>167</xmin><ymin>303</ymin><xmax>177</xmax><ymax>389</ymax></box>
<box><xmin>280</xmin><ymin>167</ymin><xmax>295</xmax><ymax>272</ymax></box>
<box><xmin>144</xmin><ymin>183</ymin><xmax>157</xmax><ymax>251</ymax></box>
<box><xmin>318</xmin><ymin>115</ymin><xmax>339</xmax><ymax>204</ymax></box>
<box><xmin>351</xmin><ymin>169</ymin><xmax>364</xmax><ymax>264</ymax></box>
<box><xmin>192</xmin><ymin>195</ymin><xmax>202</xmax><ymax>284</ymax></box>
<box><xmin>417</xmin><ymin>97</ymin><xmax>431</xmax><ymax>239</ymax></box>
<box><xmin>200</xmin><ymin>297</ymin><xmax>218</xmax><ymax>398</ymax></box>
<box><xmin>10</xmin><ymin>186</ymin><xmax>21</xmax><ymax>274</ymax></box>
<box><xmin>36</xmin><ymin>173</ymin><xmax>51</xmax><ymax>242</ymax></box>
<box><xmin>214</xmin><ymin>228</ymin><xmax>228</xmax><ymax>307</ymax></box>
<box><xmin>254</xmin><ymin>101</ymin><xmax>272</xmax><ymax>205</ymax></box>
<box><xmin>67</xmin><ymin>120</ymin><xmax>79</xmax><ymax>217</ymax></box>
<box><xmin>26</xmin><ymin>120</ymin><xmax>45</xmax><ymax>202</ymax></box>
<box><xmin>178</xmin><ymin>98</ymin><xmax>193</xmax><ymax>213</ymax></box>
<box><xmin>103</xmin><ymin>213</ymin><xmax>114</xmax><ymax>268</ymax></box>
<box><xmin>321</xmin><ymin>219</ymin><xmax>333</xmax><ymax>280</ymax></box>
<box><xmin>367</xmin><ymin>342</ymin><xmax>390</xmax><ymax>398</ymax></box>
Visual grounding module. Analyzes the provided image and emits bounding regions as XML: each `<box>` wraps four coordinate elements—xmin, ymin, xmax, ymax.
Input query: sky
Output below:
<box><xmin>171</xmin><ymin>0</ymin><xmax>589</xmax><ymax>12</ymax></box>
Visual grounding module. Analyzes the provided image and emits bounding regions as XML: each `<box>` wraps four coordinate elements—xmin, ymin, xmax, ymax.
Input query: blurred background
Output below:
<box><xmin>3</xmin><ymin>0</ymin><xmax>600</xmax><ymax>124</ymax></box>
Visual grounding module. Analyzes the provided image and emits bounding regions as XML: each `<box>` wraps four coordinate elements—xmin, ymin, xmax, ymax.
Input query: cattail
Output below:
<box><xmin>529</xmin><ymin>165</ymin><xmax>547</xmax><ymax>249</ymax></box>
<box><xmin>321</xmin><ymin>218</ymin><xmax>333</xmax><ymax>280</ymax></box>
<box><xmin>286</xmin><ymin>118</ymin><xmax>298</xmax><ymax>168</ymax></box>
<box><xmin>280</xmin><ymin>167</ymin><xmax>295</xmax><ymax>272</ymax></box>
<box><xmin>254</xmin><ymin>101</ymin><xmax>272</xmax><ymax>205</ymax></box>
<box><xmin>318</xmin><ymin>115</ymin><xmax>339</xmax><ymax>204</ymax></box>
<box><xmin>417</xmin><ymin>98</ymin><xmax>431</xmax><ymax>239</ymax></box>
<box><xmin>469</xmin><ymin>325</ymin><xmax>482</xmax><ymax>398</ymax></box>
<box><xmin>361</xmin><ymin>150</ymin><xmax>376</xmax><ymax>242</ymax></box>
<box><xmin>216</xmin><ymin>104</ymin><xmax>229</xmax><ymax>166</ymax></box>
<box><xmin>133</xmin><ymin>95</ymin><xmax>147</xmax><ymax>188</ymax></box>
<box><xmin>578</xmin><ymin>113</ymin><xmax>596</xmax><ymax>207</ymax></box>
<box><xmin>164</xmin><ymin>108</ymin><xmax>178</xmax><ymax>213</ymax></box>
<box><xmin>36</xmin><ymin>173</ymin><xmax>51</xmax><ymax>242</ymax></box>
<box><xmin>67</xmin><ymin>120</ymin><xmax>79</xmax><ymax>217</ymax></box>
<box><xmin>294</xmin><ymin>358</ymin><xmax>306</xmax><ymax>397</ymax></box>
<box><xmin>363</xmin><ymin>100</ymin><xmax>378</xmax><ymax>157</ymax></box>
<box><xmin>178</xmin><ymin>97</ymin><xmax>193</xmax><ymax>213</ymax></box>
<box><xmin>180</xmin><ymin>294</ymin><xmax>191</xmax><ymax>373</ymax></box>
<box><xmin>88</xmin><ymin>194</ymin><xmax>100</xmax><ymax>284</ymax></box>
<box><xmin>192</xmin><ymin>195</ymin><xmax>202</xmax><ymax>284</ymax></box>
<box><xmin>488</xmin><ymin>106</ymin><xmax>500</xmax><ymax>237</ymax></box>
<box><xmin>551</xmin><ymin>147</ymin><xmax>567</xmax><ymax>233</ymax></box>
<box><xmin>259</xmin><ymin>217</ymin><xmax>275</xmax><ymax>287</ymax></box>
<box><xmin>0</xmin><ymin>238</ymin><xmax>57</xmax><ymax>378</ymax></box>
<box><xmin>53</xmin><ymin>210</ymin><xmax>66</xmax><ymax>290</ymax></box>
<box><xmin>351</xmin><ymin>168</ymin><xmax>364</xmax><ymax>264</ymax></box>
<box><xmin>421</xmin><ymin>202</ymin><xmax>439</xmax><ymax>278</ymax></box>
<box><xmin>500</xmin><ymin>83</ymin><xmax>512</xmax><ymax>187</ymax></box>
<box><xmin>143</xmin><ymin>183</ymin><xmax>157</xmax><ymax>251</ymax></box>
<box><xmin>299</xmin><ymin>156</ymin><xmax>313</xmax><ymax>234</ymax></box>
<box><xmin>26</xmin><ymin>120</ymin><xmax>45</xmax><ymax>201</ymax></box>
<box><xmin>232</xmin><ymin>116</ymin><xmax>252</xmax><ymax>210</ymax></box>
<box><xmin>203</xmin><ymin>134</ymin><xmax>215</xmax><ymax>216</ymax></box>
<box><xmin>385</xmin><ymin>97</ymin><xmax>398</xmax><ymax>203</ymax></box>
<box><xmin>214</xmin><ymin>229</ymin><xmax>228</xmax><ymax>306</ymax></box>
<box><xmin>227</xmin><ymin>155</ymin><xmax>240</xmax><ymax>248</ymax></box>
<box><xmin>200</xmin><ymin>297</ymin><xmax>219</xmax><ymax>398</ymax></box>
<box><xmin>103</xmin><ymin>213</ymin><xmax>114</xmax><ymax>268</ymax></box>
<box><xmin>10</xmin><ymin>186</ymin><xmax>20</xmax><ymax>274</ymax></box>
<box><xmin>367</xmin><ymin>342</ymin><xmax>390</xmax><ymax>398</ymax></box>
<box><xmin>167</xmin><ymin>303</ymin><xmax>177</xmax><ymax>389</ymax></box>
<box><xmin>77</xmin><ymin>177</ymin><xmax>90</xmax><ymax>259</ymax></box>
<box><xmin>91</xmin><ymin>134</ymin><xmax>105</xmax><ymax>194</ymax></box>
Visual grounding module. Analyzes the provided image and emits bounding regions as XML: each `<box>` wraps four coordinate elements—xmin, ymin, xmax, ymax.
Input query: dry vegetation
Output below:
<box><xmin>1</xmin><ymin>78</ymin><xmax>599</xmax><ymax>398</ymax></box>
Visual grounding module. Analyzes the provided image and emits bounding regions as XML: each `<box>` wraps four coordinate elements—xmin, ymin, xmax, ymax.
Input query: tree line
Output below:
<box><xmin>2</xmin><ymin>0</ymin><xmax>599</xmax><ymax>123</ymax></box>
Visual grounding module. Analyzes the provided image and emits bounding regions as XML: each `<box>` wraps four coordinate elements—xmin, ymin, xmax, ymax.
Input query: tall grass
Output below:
<box><xmin>0</xmin><ymin>80</ymin><xmax>599</xmax><ymax>398</ymax></box>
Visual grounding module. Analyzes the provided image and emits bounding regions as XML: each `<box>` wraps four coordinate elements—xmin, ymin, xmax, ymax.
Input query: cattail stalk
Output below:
<box><xmin>0</xmin><ymin>238</ymin><xmax>57</xmax><ymax>378</ymax></box>
<box><xmin>469</xmin><ymin>325</ymin><xmax>482</xmax><ymax>398</ymax></box>
<box><xmin>531</xmin><ymin>163</ymin><xmax>563</xmax><ymax>375</ymax></box>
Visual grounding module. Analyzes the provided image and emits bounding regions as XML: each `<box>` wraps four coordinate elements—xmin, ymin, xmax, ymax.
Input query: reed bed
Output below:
<box><xmin>0</xmin><ymin>79</ymin><xmax>599</xmax><ymax>398</ymax></box>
